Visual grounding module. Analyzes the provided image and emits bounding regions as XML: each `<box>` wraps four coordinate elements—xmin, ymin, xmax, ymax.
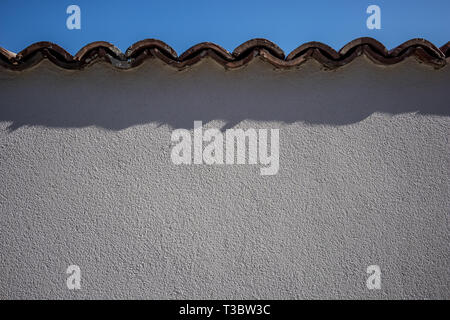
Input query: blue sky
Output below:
<box><xmin>0</xmin><ymin>0</ymin><xmax>448</xmax><ymax>55</ymax></box>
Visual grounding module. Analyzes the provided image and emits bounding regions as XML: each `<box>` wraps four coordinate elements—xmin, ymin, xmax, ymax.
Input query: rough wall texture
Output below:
<box><xmin>0</xmin><ymin>57</ymin><xmax>449</xmax><ymax>299</ymax></box>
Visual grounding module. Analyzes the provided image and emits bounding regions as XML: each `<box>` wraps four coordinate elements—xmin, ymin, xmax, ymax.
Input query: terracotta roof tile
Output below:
<box><xmin>0</xmin><ymin>38</ymin><xmax>448</xmax><ymax>71</ymax></box>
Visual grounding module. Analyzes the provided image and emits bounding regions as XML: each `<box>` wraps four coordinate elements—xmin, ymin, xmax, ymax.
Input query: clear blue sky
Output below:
<box><xmin>0</xmin><ymin>0</ymin><xmax>448</xmax><ymax>55</ymax></box>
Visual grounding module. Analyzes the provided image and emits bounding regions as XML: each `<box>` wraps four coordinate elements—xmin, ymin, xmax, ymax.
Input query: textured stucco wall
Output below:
<box><xmin>0</xmin><ymin>57</ymin><xmax>449</xmax><ymax>299</ymax></box>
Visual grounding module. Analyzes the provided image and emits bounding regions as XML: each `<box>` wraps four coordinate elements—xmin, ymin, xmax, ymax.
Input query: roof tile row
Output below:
<box><xmin>0</xmin><ymin>38</ymin><xmax>448</xmax><ymax>71</ymax></box>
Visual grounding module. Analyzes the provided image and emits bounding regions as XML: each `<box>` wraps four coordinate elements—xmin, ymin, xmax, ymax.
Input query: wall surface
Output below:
<box><xmin>0</xmin><ymin>56</ymin><xmax>449</xmax><ymax>299</ymax></box>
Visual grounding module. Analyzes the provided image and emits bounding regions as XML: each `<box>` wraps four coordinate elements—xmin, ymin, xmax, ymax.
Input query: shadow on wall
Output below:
<box><xmin>0</xmin><ymin>59</ymin><xmax>449</xmax><ymax>131</ymax></box>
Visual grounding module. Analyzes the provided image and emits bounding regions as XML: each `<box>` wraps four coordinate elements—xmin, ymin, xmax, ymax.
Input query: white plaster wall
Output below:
<box><xmin>0</xmin><ymin>57</ymin><xmax>449</xmax><ymax>299</ymax></box>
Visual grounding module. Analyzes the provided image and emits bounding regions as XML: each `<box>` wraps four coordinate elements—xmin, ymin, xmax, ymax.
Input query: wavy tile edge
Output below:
<box><xmin>0</xmin><ymin>38</ymin><xmax>449</xmax><ymax>71</ymax></box>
